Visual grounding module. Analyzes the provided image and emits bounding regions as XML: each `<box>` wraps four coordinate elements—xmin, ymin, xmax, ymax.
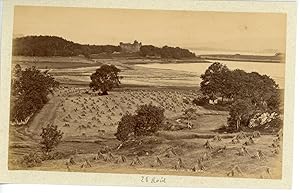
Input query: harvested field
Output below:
<box><xmin>9</xmin><ymin>85</ymin><xmax>282</xmax><ymax>179</ymax></box>
<box><xmin>8</xmin><ymin>56</ymin><xmax>283</xmax><ymax>179</ymax></box>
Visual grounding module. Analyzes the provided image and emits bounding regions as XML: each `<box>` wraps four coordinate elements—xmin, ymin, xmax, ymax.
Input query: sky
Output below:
<box><xmin>13</xmin><ymin>6</ymin><xmax>287</xmax><ymax>54</ymax></box>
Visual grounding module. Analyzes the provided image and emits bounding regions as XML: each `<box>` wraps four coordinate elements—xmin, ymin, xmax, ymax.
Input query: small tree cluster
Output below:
<box><xmin>115</xmin><ymin>104</ymin><xmax>165</xmax><ymax>141</ymax></box>
<box><xmin>200</xmin><ymin>62</ymin><xmax>279</xmax><ymax>106</ymax></box>
<box><xmin>200</xmin><ymin>62</ymin><xmax>281</xmax><ymax>132</ymax></box>
<box><xmin>139</xmin><ymin>45</ymin><xmax>196</xmax><ymax>59</ymax></box>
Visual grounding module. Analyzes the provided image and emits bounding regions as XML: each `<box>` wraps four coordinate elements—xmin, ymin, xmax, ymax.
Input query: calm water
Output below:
<box><xmin>136</xmin><ymin>60</ymin><xmax>285</xmax><ymax>88</ymax></box>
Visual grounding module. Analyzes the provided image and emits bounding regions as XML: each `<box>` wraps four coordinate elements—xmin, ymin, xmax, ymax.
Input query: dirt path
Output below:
<box><xmin>27</xmin><ymin>96</ymin><xmax>61</xmax><ymax>137</ymax></box>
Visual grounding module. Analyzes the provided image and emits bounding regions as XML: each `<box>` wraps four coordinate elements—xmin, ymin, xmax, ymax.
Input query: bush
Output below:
<box><xmin>40</xmin><ymin>124</ymin><xmax>63</xmax><ymax>154</ymax></box>
<box><xmin>183</xmin><ymin>108</ymin><xmax>197</xmax><ymax>119</ymax></box>
<box><xmin>115</xmin><ymin>114</ymin><xmax>136</xmax><ymax>141</ymax></box>
<box><xmin>115</xmin><ymin>104</ymin><xmax>165</xmax><ymax>141</ymax></box>
<box><xmin>250</xmin><ymin>116</ymin><xmax>283</xmax><ymax>134</ymax></box>
<box><xmin>21</xmin><ymin>152</ymin><xmax>42</xmax><ymax>168</ymax></box>
<box><xmin>134</xmin><ymin>104</ymin><xmax>165</xmax><ymax>136</ymax></box>
<box><xmin>40</xmin><ymin>151</ymin><xmax>74</xmax><ymax>161</ymax></box>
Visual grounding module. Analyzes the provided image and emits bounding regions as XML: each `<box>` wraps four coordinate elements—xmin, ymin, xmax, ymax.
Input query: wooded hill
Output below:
<box><xmin>13</xmin><ymin>36</ymin><xmax>196</xmax><ymax>59</ymax></box>
<box><xmin>13</xmin><ymin>36</ymin><xmax>120</xmax><ymax>57</ymax></box>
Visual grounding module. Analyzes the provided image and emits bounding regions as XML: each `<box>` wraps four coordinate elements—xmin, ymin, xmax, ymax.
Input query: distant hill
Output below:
<box><xmin>13</xmin><ymin>35</ymin><xmax>196</xmax><ymax>59</ymax></box>
<box><xmin>13</xmin><ymin>36</ymin><xmax>120</xmax><ymax>57</ymax></box>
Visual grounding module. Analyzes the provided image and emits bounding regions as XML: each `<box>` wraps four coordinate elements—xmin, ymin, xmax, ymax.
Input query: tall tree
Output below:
<box><xmin>89</xmin><ymin>65</ymin><xmax>121</xmax><ymax>95</ymax></box>
<box><xmin>200</xmin><ymin>62</ymin><xmax>230</xmax><ymax>100</ymax></box>
<box><xmin>11</xmin><ymin>66</ymin><xmax>59</xmax><ymax>122</ymax></box>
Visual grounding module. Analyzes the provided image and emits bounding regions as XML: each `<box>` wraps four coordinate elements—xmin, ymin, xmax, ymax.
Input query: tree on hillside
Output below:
<box><xmin>11</xmin><ymin>66</ymin><xmax>59</xmax><ymax>122</ymax></box>
<box><xmin>89</xmin><ymin>65</ymin><xmax>121</xmax><ymax>95</ymax></box>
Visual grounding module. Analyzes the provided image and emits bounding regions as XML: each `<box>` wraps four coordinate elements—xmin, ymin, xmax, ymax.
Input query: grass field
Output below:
<box><xmin>9</xmin><ymin>56</ymin><xmax>283</xmax><ymax>179</ymax></box>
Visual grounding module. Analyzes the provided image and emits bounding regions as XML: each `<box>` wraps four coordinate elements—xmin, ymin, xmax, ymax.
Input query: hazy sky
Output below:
<box><xmin>13</xmin><ymin>6</ymin><xmax>286</xmax><ymax>53</ymax></box>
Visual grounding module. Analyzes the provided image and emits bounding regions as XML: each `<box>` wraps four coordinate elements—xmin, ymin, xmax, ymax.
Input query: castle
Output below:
<box><xmin>119</xmin><ymin>40</ymin><xmax>142</xmax><ymax>53</ymax></box>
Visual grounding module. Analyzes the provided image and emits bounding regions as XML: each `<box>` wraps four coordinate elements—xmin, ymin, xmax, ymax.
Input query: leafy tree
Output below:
<box><xmin>40</xmin><ymin>124</ymin><xmax>63</xmax><ymax>154</ymax></box>
<box><xmin>11</xmin><ymin>66</ymin><xmax>59</xmax><ymax>122</ymax></box>
<box><xmin>89</xmin><ymin>65</ymin><xmax>121</xmax><ymax>95</ymax></box>
<box><xmin>200</xmin><ymin>63</ymin><xmax>280</xmax><ymax>112</ymax></box>
<box><xmin>229</xmin><ymin>70</ymin><xmax>279</xmax><ymax>109</ymax></box>
<box><xmin>200</xmin><ymin>62</ymin><xmax>230</xmax><ymax>100</ymax></box>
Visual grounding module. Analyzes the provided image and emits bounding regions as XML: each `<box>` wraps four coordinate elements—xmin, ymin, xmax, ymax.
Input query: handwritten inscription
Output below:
<box><xmin>140</xmin><ymin>176</ymin><xmax>167</xmax><ymax>184</ymax></box>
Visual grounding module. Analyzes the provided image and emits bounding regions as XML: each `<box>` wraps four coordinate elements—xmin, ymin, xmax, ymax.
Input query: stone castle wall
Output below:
<box><xmin>120</xmin><ymin>40</ymin><xmax>142</xmax><ymax>53</ymax></box>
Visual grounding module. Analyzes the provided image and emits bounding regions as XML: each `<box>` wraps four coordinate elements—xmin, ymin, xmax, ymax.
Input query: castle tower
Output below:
<box><xmin>119</xmin><ymin>40</ymin><xmax>142</xmax><ymax>53</ymax></box>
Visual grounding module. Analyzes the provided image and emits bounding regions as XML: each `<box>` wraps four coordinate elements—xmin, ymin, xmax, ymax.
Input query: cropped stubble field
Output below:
<box><xmin>9</xmin><ymin>56</ymin><xmax>282</xmax><ymax>179</ymax></box>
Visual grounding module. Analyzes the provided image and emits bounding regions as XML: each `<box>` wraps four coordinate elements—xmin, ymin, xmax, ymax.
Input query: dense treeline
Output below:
<box><xmin>10</xmin><ymin>64</ymin><xmax>59</xmax><ymax>123</ymax></box>
<box><xmin>13</xmin><ymin>36</ymin><xmax>196</xmax><ymax>59</ymax></box>
<box><xmin>13</xmin><ymin>36</ymin><xmax>120</xmax><ymax>57</ymax></box>
<box><xmin>199</xmin><ymin>62</ymin><xmax>281</xmax><ymax>132</ymax></box>
<box><xmin>139</xmin><ymin>45</ymin><xmax>196</xmax><ymax>59</ymax></box>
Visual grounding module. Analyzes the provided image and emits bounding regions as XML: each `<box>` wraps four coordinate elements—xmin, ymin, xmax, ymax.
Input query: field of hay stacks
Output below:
<box><xmin>8</xmin><ymin>56</ymin><xmax>283</xmax><ymax>179</ymax></box>
<box><xmin>9</xmin><ymin>85</ymin><xmax>282</xmax><ymax>179</ymax></box>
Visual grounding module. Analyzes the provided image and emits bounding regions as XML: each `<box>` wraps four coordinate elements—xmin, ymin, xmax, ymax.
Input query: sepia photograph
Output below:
<box><xmin>0</xmin><ymin>0</ymin><xmax>297</xmax><ymax>188</ymax></box>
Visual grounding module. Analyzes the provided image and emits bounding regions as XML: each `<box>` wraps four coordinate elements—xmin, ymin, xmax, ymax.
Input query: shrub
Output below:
<box><xmin>115</xmin><ymin>104</ymin><xmax>165</xmax><ymax>141</ymax></box>
<box><xmin>21</xmin><ymin>152</ymin><xmax>42</xmax><ymax>168</ymax></box>
<box><xmin>134</xmin><ymin>104</ymin><xmax>165</xmax><ymax>136</ymax></box>
<box><xmin>40</xmin><ymin>124</ymin><xmax>63</xmax><ymax>154</ymax></box>
<box><xmin>192</xmin><ymin>97</ymin><xmax>208</xmax><ymax>106</ymax></box>
<box><xmin>40</xmin><ymin>151</ymin><xmax>73</xmax><ymax>161</ymax></box>
<box><xmin>250</xmin><ymin>116</ymin><xmax>283</xmax><ymax>134</ymax></box>
<box><xmin>183</xmin><ymin>108</ymin><xmax>197</xmax><ymax>120</ymax></box>
<box><xmin>115</xmin><ymin>114</ymin><xmax>136</xmax><ymax>141</ymax></box>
